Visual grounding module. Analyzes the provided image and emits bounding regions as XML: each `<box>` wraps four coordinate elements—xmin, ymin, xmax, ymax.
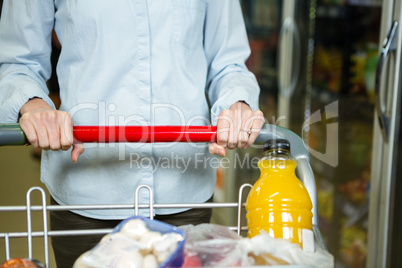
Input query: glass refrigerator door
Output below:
<box><xmin>215</xmin><ymin>1</ymin><xmax>393</xmax><ymax>268</ymax></box>
<box><xmin>277</xmin><ymin>0</ymin><xmax>310</xmax><ymax>132</ymax></box>
<box><xmin>367</xmin><ymin>0</ymin><xmax>402</xmax><ymax>267</ymax></box>
<box><xmin>278</xmin><ymin>0</ymin><xmax>383</xmax><ymax>267</ymax></box>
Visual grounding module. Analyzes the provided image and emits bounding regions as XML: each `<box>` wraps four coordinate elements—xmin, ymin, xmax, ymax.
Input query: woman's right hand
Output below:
<box><xmin>19</xmin><ymin>98</ymin><xmax>84</xmax><ymax>162</ymax></box>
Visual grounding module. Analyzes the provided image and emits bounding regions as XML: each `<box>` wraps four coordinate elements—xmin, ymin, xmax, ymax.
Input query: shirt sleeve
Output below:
<box><xmin>204</xmin><ymin>0</ymin><xmax>260</xmax><ymax>125</ymax></box>
<box><xmin>0</xmin><ymin>0</ymin><xmax>56</xmax><ymax>123</ymax></box>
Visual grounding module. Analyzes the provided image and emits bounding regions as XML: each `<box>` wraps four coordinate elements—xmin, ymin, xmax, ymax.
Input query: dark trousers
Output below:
<box><xmin>49</xmin><ymin>196</ymin><xmax>213</xmax><ymax>268</ymax></box>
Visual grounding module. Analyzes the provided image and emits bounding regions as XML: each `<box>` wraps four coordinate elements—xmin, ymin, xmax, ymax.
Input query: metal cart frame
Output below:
<box><xmin>0</xmin><ymin>124</ymin><xmax>327</xmax><ymax>267</ymax></box>
<box><xmin>0</xmin><ymin>184</ymin><xmax>326</xmax><ymax>268</ymax></box>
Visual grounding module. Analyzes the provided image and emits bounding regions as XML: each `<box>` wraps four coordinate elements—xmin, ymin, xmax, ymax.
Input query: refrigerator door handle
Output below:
<box><xmin>278</xmin><ymin>17</ymin><xmax>301</xmax><ymax>98</ymax></box>
<box><xmin>375</xmin><ymin>20</ymin><xmax>398</xmax><ymax>142</ymax></box>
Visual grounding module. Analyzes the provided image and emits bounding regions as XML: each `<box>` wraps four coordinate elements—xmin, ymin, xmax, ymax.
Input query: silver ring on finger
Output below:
<box><xmin>241</xmin><ymin>129</ymin><xmax>252</xmax><ymax>136</ymax></box>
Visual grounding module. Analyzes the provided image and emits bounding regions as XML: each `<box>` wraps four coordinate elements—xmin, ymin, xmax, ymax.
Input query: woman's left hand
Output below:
<box><xmin>209</xmin><ymin>101</ymin><xmax>265</xmax><ymax>156</ymax></box>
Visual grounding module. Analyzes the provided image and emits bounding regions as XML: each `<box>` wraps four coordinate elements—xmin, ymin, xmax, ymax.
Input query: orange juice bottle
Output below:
<box><xmin>245</xmin><ymin>139</ymin><xmax>313</xmax><ymax>247</ymax></box>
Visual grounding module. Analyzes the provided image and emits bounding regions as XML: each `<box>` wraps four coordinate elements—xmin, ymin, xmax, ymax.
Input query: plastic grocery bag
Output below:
<box><xmin>73</xmin><ymin>216</ymin><xmax>186</xmax><ymax>268</ymax></box>
<box><xmin>180</xmin><ymin>224</ymin><xmax>246</xmax><ymax>267</ymax></box>
<box><xmin>180</xmin><ymin>224</ymin><xmax>334</xmax><ymax>268</ymax></box>
<box><xmin>241</xmin><ymin>231</ymin><xmax>334</xmax><ymax>268</ymax></box>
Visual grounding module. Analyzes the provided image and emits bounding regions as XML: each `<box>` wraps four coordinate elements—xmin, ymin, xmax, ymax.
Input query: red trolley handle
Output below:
<box><xmin>0</xmin><ymin>124</ymin><xmax>217</xmax><ymax>145</ymax></box>
<box><xmin>73</xmin><ymin>125</ymin><xmax>217</xmax><ymax>143</ymax></box>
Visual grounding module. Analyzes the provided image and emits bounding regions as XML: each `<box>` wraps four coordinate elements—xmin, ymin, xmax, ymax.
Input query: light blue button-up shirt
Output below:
<box><xmin>0</xmin><ymin>0</ymin><xmax>260</xmax><ymax>219</ymax></box>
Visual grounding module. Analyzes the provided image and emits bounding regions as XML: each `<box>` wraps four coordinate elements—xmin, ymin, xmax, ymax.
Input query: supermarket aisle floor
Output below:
<box><xmin>0</xmin><ymin>146</ymin><xmax>56</xmax><ymax>267</ymax></box>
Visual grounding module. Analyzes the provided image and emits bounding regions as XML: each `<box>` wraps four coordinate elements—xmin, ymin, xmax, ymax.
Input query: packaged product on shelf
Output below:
<box><xmin>312</xmin><ymin>44</ymin><xmax>343</xmax><ymax>93</ymax></box>
<box><xmin>317</xmin><ymin>179</ymin><xmax>334</xmax><ymax>224</ymax></box>
<box><xmin>349</xmin><ymin>50</ymin><xmax>367</xmax><ymax>95</ymax></box>
<box><xmin>338</xmin><ymin>168</ymin><xmax>370</xmax><ymax>206</ymax></box>
<box><xmin>339</xmin><ymin>222</ymin><xmax>367</xmax><ymax>268</ymax></box>
<box><xmin>364</xmin><ymin>43</ymin><xmax>379</xmax><ymax>103</ymax></box>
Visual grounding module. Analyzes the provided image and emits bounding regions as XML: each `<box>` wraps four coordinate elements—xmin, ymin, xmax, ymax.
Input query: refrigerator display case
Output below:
<box><xmin>214</xmin><ymin>0</ymin><xmax>402</xmax><ymax>267</ymax></box>
<box><xmin>306</xmin><ymin>2</ymin><xmax>381</xmax><ymax>268</ymax></box>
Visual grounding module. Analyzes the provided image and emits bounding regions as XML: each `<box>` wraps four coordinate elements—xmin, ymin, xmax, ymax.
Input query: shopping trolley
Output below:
<box><xmin>0</xmin><ymin>124</ymin><xmax>327</xmax><ymax>267</ymax></box>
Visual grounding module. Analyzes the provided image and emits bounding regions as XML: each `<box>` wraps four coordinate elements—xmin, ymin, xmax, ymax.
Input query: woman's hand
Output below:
<box><xmin>19</xmin><ymin>98</ymin><xmax>84</xmax><ymax>162</ymax></box>
<box><xmin>209</xmin><ymin>101</ymin><xmax>265</xmax><ymax>156</ymax></box>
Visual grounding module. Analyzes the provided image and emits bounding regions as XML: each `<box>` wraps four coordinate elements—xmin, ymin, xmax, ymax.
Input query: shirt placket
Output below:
<box><xmin>135</xmin><ymin>0</ymin><xmax>154</xmax><ymax>216</ymax></box>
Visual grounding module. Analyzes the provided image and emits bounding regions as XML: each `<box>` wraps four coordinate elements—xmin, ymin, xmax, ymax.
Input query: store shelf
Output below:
<box><xmin>316</xmin><ymin>5</ymin><xmax>347</xmax><ymax>19</ymax></box>
<box><xmin>347</xmin><ymin>0</ymin><xmax>382</xmax><ymax>7</ymax></box>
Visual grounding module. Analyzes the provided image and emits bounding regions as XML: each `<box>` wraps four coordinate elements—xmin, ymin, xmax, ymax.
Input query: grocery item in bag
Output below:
<box><xmin>73</xmin><ymin>216</ymin><xmax>185</xmax><ymax>268</ymax></box>
<box><xmin>0</xmin><ymin>258</ymin><xmax>44</xmax><ymax>268</ymax></box>
<box><xmin>180</xmin><ymin>223</ymin><xmax>333</xmax><ymax>268</ymax></box>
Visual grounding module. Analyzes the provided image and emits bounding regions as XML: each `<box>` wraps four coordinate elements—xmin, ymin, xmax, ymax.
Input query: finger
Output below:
<box><xmin>227</xmin><ymin>110</ymin><xmax>239</xmax><ymax>150</ymax></box>
<box><xmin>238</xmin><ymin>128</ymin><xmax>250</xmax><ymax>148</ymax></box>
<box><xmin>208</xmin><ymin>143</ymin><xmax>218</xmax><ymax>154</ymax></box>
<box><xmin>246</xmin><ymin>111</ymin><xmax>265</xmax><ymax>147</ymax></box>
<box><xmin>45</xmin><ymin>113</ymin><xmax>61</xmax><ymax>151</ymax></box>
<box><xmin>60</xmin><ymin>112</ymin><xmax>74</xmax><ymax>151</ymax></box>
<box><xmin>71</xmin><ymin>143</ymin><xmax>85</xmax><ymax>163</ymax></box>
<box><xmin>216</xmin><ymin>110</ymin><xmax>231</xmax><ymax>148</ymax></box>
<box><xmin>31</xmin><ymin>116</ymin><xmax>50</xmax><ymax>150</ymax></box>
<box><xmin>20</xmin><ymin>117</ymin><xmax>39</xmax><ymax>147</ymax></box>
<box><xmin>209</xmin><ymin>143</ymin><xmax>226</xmax><ymax>156</ymax></box>
<box><xmin>48</xmin><ymin>127</ymin><xmax>61</xmax><ymax>151</ymax></box>
<box><xmin>237</xmin><ymin>110</ymin><xmax>253</xmax><ymax>148</ymax></box>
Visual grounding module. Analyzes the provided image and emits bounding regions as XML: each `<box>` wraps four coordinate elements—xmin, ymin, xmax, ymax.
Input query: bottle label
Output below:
<box><xmin>302</xmin><ymin>229</ymin><xmax>315</xmax><ymax>252</ymax></box>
